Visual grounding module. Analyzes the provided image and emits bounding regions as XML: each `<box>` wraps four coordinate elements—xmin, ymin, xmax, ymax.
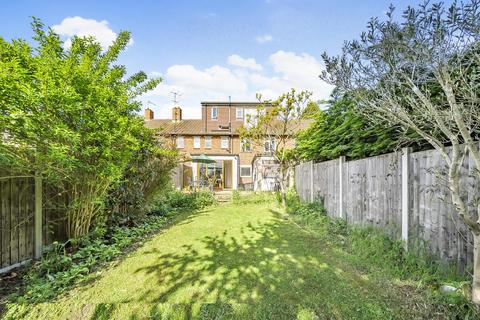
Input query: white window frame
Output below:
<box><xmin>240</xmin><ymin>138</ymin><xmax>252</xmax><ymax>152</ymax></box>
<box><xmin>204</xmin><ymin>136</ymin><xmax>212</xmax><ymax>149</ymax></box>
<box><xmin>193</xmin><ymin>136</ymin><xmax>201</xmax><ymax>149</ymax></box>
<box><xmin>176</xmin><ymin>136</ymin><xmax>184</xmax><ymax>149</ymax></box>
<box><xmin>211</xmin><ymin>107</ymin><xmax>218</xmax><ymax>120</ymax></box>
<box><xmin>240</xmin><ymin>165</ymin><xmax>252</xmax><ymax>177</ymax></box>
<box><xmin>221</xmin><ymin>136</ymin><xmax>229</xmax><ymax>149</ymax></box>
<box><xmin>236</xmin><ymin>107</ymin><xmax>244</xmax><ymax>119</ymax></box>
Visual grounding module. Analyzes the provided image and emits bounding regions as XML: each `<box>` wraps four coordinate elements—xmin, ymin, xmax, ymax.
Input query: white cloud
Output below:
<box><xmin>267</xmin><ymin>50</ymin><xmax>334</xmax><ymax>99</ymax></box>
<box><xmin>143</xmin><ymin>50</ymin><xmax>333</xmax><ymax>119</ymax></box>
<box><xmin>227</xmin><ymin>54</ymin><xmax>262</xmax><ymax>71</ymax></box>
<box><xmin>52</xmin><ymin>16</ymin><xmax>134</xmax><ymax>50</ymax></box>
<box><xmin>255</xmin><ymin>34</ymin><xmax>273</xmax><ymax>44</ymax></box>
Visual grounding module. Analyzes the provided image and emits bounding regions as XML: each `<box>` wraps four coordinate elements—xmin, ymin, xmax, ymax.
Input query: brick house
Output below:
<box><xmin>144</xmin><ymin>101</ymin><xmax>292</xmax><ymax>191</ymax></box>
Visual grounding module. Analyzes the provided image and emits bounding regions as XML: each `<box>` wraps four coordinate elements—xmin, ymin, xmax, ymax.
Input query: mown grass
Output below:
<box><xmin>3</xmin><ymin>196</ymin><xmax>472</xmax><ymax>319</ymax></box>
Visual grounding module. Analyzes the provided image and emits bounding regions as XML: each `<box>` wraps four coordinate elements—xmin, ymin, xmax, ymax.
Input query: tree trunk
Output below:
<box><xmin>473</xmin><ymin>234</ymin><xmax>480</xmax><ymax>304</ymax></box>
<box><xmin>279</xmin><ymin>167</ymin><xmax>287</xmax><ymax>208</ymax></box>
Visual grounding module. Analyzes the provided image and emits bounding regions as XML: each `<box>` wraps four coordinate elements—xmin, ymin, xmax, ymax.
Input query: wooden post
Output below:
<box><xmin>401</xmin><ymin>148</ymin><xmax>410</xmax><ymax>248</ymax></box>
<box><xmin>310</xmin><ymin>161</ymin><xmax>314</xmax><ymax>202</ymax></box>
<box><xmin>34</xmin><ymin>174</ymin><xmax>42</xmax><ymax>259</ymax></box>
<box><xmin>338</xmin><ymin>156</ymin><xmax>345</xmax><ymax>219</ymax></box>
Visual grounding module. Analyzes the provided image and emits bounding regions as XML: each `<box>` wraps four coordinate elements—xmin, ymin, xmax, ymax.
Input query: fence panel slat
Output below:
<box><xmin>296</xmin><ymin>145</ymin><xmax>477</xmax><ymax>271</ymax></box>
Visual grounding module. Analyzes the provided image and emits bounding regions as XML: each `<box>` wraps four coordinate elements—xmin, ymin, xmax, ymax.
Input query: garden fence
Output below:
<box><xmin>295</xmin><ymin>146</ymin><xmax>479</xmax><ymax>272</ymax></box>
<box><xmin>0</xmin><ymin>172</ymin><xmax>66</xmax><ymax>273</ymax></box>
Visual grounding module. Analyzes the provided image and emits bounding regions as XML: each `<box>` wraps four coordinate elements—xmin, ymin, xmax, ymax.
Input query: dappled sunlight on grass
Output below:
<box><xmin>8</xmin><ymin>203</ymin><xmax>434</xmax><ymax>319</ymax></box>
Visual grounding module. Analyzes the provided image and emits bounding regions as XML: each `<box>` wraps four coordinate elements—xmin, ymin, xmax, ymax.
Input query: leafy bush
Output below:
<box><xmin>285</xmin><ymin>190</ymin><xmax>478</xmax><ymax>318</ymax></box>
<box><xmin>0</xmin><ymin>19</ymin><xmax>164</xmax><ymax>239</ymax></box>
<box><xmin>149</xmin><ymin>190</ymin><xmax>217</xmax><ymax>216</ymax></box>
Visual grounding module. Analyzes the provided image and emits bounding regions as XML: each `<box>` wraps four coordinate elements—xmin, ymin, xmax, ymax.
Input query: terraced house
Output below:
<box><xmin>144</xmin><ymin>101</ymin><xmax>282</xmax><ymax>191</ymax></box>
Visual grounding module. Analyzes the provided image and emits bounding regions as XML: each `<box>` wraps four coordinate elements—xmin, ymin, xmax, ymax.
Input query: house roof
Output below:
<box><xmin>145</xmin><ymin>118</ymin><xmax>313</xmax><ymax>136</ymax></box>
<box><xmin>145</xmin><ymin>119</ymin><xmax>238</xmax><ymax>135</ymax></box>
<box><xmin>201</xmin><ymin>101</ymin><xmax>268</xmax><ymax>107</ymax></box>
<box><xmin>145</xmin><ymin>119</ymin><xmax>206</xmax><ymax>135</ymax></box>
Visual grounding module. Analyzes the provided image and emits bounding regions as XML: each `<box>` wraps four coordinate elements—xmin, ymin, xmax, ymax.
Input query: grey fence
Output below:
<box><xmin>295</xmin><ymin>147</ymin><xmax>477</xmax><ymax>272</ymax></box>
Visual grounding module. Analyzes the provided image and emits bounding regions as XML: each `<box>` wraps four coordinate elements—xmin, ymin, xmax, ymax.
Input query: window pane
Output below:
<box><xmin>236</xmin><ymin>108</ymin><xmax>243</xmax><ymax>119</ymax></box>
<box><xmin>176</xmin><ymin>136</ymin><xmax>184</xmax><ymax>148</ymax></box>
<box><xmin>221</xmin><ymin>136</ymin><xmax>229</xmax><ymax>149</ymax></box>
<box><xmin>205</xmin><ymin>136</ymin><xmax>212</xmax><ymax>148</ymax></box>
<box><xmin>240</xmin><ymin>166</ymin><xmax>251</xmax><ymax>177</ymax></box>
<box><xmin>194</xmin><ymin>136</ymin><xmax>200</xmax><ymax>148</ymax></box>
<box><xmin>211</xmin><ymin>107</ymin><xmax>218</xmax><ymax>119</ymax></box>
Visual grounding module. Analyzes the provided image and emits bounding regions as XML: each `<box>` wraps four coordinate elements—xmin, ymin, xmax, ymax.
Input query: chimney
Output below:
<box><xmin>172</xmin><ymin>106</ymin><xmax>182</xmax><ymax>122</ymax></box>
<box><xmin>144</xmin><ymin>108</ymin><xmax>154</xmax><ymax>120</ymax></box>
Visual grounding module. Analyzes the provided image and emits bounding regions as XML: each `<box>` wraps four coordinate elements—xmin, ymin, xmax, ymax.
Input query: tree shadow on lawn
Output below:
<box><xmin>129</xmin><ymin>210</ymin><xmax>422</xmax><ymax>319</ymax></box>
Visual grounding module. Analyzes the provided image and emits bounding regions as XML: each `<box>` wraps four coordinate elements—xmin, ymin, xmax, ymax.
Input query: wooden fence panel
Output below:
<box><xmin>313</xmin><ymin>160</ymin><xmax>339</xmax><ymax>217</ymax></box>
<box><xmin>409</xmin><ymin>149</ymin><xmax>475</xmax><ymax>271</ymax></box>
<box><xmin>1</xmin><ymin>172</ymin><xmax>67</xmax><ymax>271</ymax></box>
<box><xmin>296</xmin><ymin>145</ymin><xmax>478</xmax><ymax>271</ymax></box>
<box><xmin>0</xmin><ymin>175</ymin><xmax>35</xmax><ymax>269</ymax></box>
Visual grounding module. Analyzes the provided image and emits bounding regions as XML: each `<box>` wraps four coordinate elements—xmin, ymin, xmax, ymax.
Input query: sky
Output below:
<box><xmin>1</xmin><ymin>0</ymin><xmax>432</xmax><ymax>119</ymax></box>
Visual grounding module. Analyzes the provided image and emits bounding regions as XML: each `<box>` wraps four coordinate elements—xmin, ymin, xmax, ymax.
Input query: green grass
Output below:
<box><xmin>6</xmin><ymin>202</ymin><xmax>440</xmax><ymax>319</ymax></box>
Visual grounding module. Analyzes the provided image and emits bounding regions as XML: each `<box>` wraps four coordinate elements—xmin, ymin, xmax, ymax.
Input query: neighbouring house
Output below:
<box><xmin>144</xmin><ymin>101</ymin><xmax>296</xmax><ymax>191</ymax></box>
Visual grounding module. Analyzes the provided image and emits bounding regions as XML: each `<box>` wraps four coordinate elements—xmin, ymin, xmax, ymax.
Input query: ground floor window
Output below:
<box><xmin>240</xmin><ymin>165</ymin><xmax>252</xmax><ymax>177</ymax></box>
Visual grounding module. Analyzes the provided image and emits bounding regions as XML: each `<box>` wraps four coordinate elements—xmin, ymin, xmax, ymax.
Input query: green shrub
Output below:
<box><xmin>149</xmin><ymin>190</ymin><xmax>217</xmax><ymax>216</ymax></box>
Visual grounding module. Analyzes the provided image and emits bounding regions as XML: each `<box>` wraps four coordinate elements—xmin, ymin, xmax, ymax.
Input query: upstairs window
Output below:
<box><xmin>211</xmin><ymin>107</ymin><xmax>218</xmax><ymax>120</ymax></box>
<box><xmin>264</xmin><ymin>138</ymin><xmax>276</xmax><ymax>153</ymax></box>
<box><xmin>236</xmin><ymin>108</ymin><xmax>244</xmax><ymax>119</ymax></box>
<box><xmin>194</xmin><ymin>136</ymin><xmax>200</xmax><ymax>149</ymax></box>
<box><xmin>241</xmin><ymin>138</ymin><xmax>252</xmax><ymax>152</ymax></box>
<box><xmin>176</xmin><ymin>136</ymin><xmax>184</xmax><ymax>149</ymax></box>
<box><xmin>205</xmin><ymin>136</ymin><xmax>212</xmax><ymax>149</ymax></box>
<box><xmin>221</xmin><ymin>136</ymin><xmax>229</xmax><ymax>149</ymax></box>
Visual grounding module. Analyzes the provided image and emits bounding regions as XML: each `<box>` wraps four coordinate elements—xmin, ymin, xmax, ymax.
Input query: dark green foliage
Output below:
<box><xmin>285</xmin><ymin>190</ymin><xmax>479</xmax><ymax>319</ymax></box>
<box><xmin>149</xmin><ymin>190</ymin><xmax>217</xmax><ymax>216</ymax></box>
<box><xmin>106</xmin><ymin>131</ymin><xmax>178</xmax><ymax>221</ymax></box>
<box><xmin>296</xmin><ymin>97</ymin><xmax>424</xmax><ymax>161</ymax></box>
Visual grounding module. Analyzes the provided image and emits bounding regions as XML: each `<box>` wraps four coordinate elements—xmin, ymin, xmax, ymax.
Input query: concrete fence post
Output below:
<box><xmin>310</xmin><ymin>161</ymin><xmax>314</xmax><ymax>203</ymax></box>
<box><xmin>401</xmin><ymin>148</ymin><xmax>411</xmax><ymax>248</ymax></box>
<box><xmin>34</xmin><ymin>174</ymin><xmax>43</xmax><ymax>259</ymax></box>
<box><xmin>338</xmin><ymin>156</ymin><xmax>346</xmax><ymax>219</ymax></box>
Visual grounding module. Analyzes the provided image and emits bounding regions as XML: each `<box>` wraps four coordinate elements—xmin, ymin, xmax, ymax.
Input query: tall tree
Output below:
<box><xmin>321</xmin><ymin>1</ymin><xmax>480</xmax><ymax>302</ymax></box>
<box><xmin>240</xmin><ymin>89</ymin><xmax>312</xmax><ymax>207</ymax></box>
<box><xmin>0</xmin><ymin>18</ymin><xmax>163</xmax><ymax>238</ymax></box>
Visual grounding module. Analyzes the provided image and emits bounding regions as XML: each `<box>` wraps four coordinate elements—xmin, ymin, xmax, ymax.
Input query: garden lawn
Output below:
<box><xmin>7</xmin><ymin>202</ymin><xmax>433</xmax><ymax>319</ymax></box>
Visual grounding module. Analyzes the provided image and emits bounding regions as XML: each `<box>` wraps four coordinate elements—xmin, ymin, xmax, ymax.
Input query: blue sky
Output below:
<box><xmin>1</xmin><ymin>0</ymin><xmax>431</xmax><ymax>118</ymax></box>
